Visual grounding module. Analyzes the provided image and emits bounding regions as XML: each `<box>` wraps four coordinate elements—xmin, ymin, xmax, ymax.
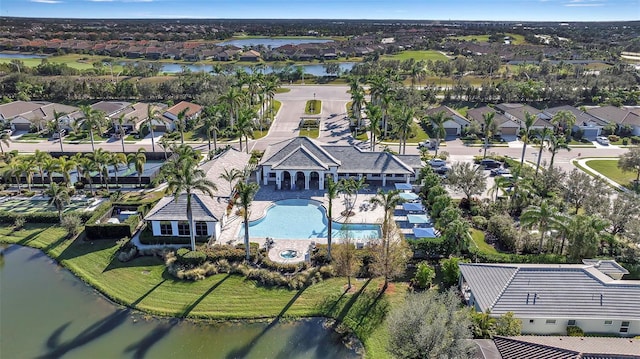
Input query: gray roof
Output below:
<box><xmin>323</xmin><ymin>146</ymin><xmax>415</xmax><ymax>174</ymax></box>
<box><xmin>582</xmin><ymin>259</ymin><xmax>630</xmax><ymax>278</ymax></box>
<box><xmin>460</xmin><ymin>263</ymin><xmax>640</xmax><ymax>319</ymax></box>
<box><xmin>542</xmin><ymin>105</ymin><xmax>608</xmax><ymax>127</ymax></box>
<box><xmin>91</xmin><ymin>101</ymin><xmax>131</xmax><ymax>117</ymax></box>
<box><xmin>424</xmin><ymin>105</ymin><xmax>470</xmax><ymax>126</ymax></box>
<box><xmin>0</xmin><ymin>101</ymin><xmax>47</xmax><ymax>120</ymax></box>
<box><xmin>467</xmin><ymin>106</ymin><xmax>519</xmax><ymax>128</ymax></box>
<box><xmin>587</xmin><ymin>106</ymin><xmax>640</xmax><ymax>127</ymax></box>
<box><xmin>144</xmin><ymin>192</ymin><xmax>224</xmax><ymax>222</ymax></box>
<box><xmin>494</xmin><ymin>336</ymin><xmax>640</xmax><ymax>359</ymax></box>
<box><xmin>261</xmin><ymin>137</ymin><xmax>341</xmax><ymax>168</ymax></box>
<box><xmin>496</xmin><ymin>103</ymin><xmax>553</xmax><ymax>127</ymax></box>
<box><xmin>199</xmin><ymin>148</ymin><xmax>252</xmax><ymax>197</ymax></box>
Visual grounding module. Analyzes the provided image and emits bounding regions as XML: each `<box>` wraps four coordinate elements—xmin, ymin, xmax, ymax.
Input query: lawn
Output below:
<box><xmin>381</xmin><ymin>50</ymin><xmax>449</xmax><ymax>62</ymax></box>
<box><xmin>0</xmin><ymin>198</ymin><xmax>91</xmax><ymax>214</ymax></box>
<box><xmin>0</xmin><ymin>54</ymin><xmax>124</xmax><ymax>71</ymax></box>
<box><xmin>1</xmin><ymin>224</ymin><xmax>407</xmax><ymax>359</ymax></box>
<box><xmin>298</xmin><ymin>127</ymin><xmax>319</xmax><ymax>138</ymax></box>
<box><xmin>470</xmin><ymin>229</ymin><xmax>498</xmax><ymax>255</ymax></box>
<box><xmin>305</xmin><ymin>100</ymin><xmax>322</xmax><ymax>115</ymax></box>
<box><xmin>585</xmin><ymin>159</ymin><xmax>637</xmax><ymax>187</ymax></box>
<box><xmin>448</xmin><ymin>33</ymin><xmax>526</xmax><ymax>45</ymax></box>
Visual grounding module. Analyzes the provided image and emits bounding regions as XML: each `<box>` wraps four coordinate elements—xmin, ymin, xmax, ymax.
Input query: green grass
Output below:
<box><xmin>470</xmin><ymin>229</ymin><xmax>498</xmax><ymax>255</ymax></box>
<box><xmin>298</xmin><ymin>127</ymin><xmax>319</xmax><ymax>138</ymax></box>
<box><xmin>275</xmin><ymin>88</ymin><xmax>291</xmax><ymax>94</ymax></box>
<box><xmin>305</xmin><ymin>100</ymin><xmax>322</xmax><ymax>115</ymax></box>
<box><xmin>253</xmin><ymin>130</ymin><xmax>268</xmax><ymax>139</ymax></box>
<box><xmin>448</xmin><ymin>33</ymin><xmax>526</xmax><ymax>45</ymax></box>
<box><xmin>381</xmin><ymin>50</ymin><xmax>449</xmax><ymax>62</ymax></box>
<box><xmin>585</xmin><ymin>159</ymin><xmax>637</xmax><ymax>187</ymax></box>
<box><xmin>0</xmin><ymin>54</ymin><xmax>124</xmax><ymax>71</ymax></box>
<box><xmin>1</xmin><ymin>224</ymin><xmax>406</xmax><ymax>359</ymax></box>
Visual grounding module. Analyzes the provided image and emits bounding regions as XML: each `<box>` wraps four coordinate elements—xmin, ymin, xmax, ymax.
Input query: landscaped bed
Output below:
<box><xmin>0</xmin><ymin>198</ymin><xmax>91</xmax><ymax>214</ymax></box>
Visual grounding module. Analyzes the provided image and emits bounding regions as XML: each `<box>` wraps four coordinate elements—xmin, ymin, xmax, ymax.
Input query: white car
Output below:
<box><xmin>596</xmin><ymin>136</ymin><xmax>610</xmax><ymax>145</ymax></box>
<box><xmin>428</xmin><ymin>159</ymin><xmax>447</xmax><ymax>167</ymax></box>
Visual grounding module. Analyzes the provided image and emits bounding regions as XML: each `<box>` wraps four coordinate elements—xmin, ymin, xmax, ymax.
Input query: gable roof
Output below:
<box><xmin>582</xmin><ymin>259</ymin><xmax>630</xmax><ymax>279</ymax></box>
<box><xmin>272</xmin><ymin>144</ymin><xmax>330</xmax><ymax>171</ymax></box>
<box><xmin>460</xmin><ymin>262</ymin><xmax>640</xmax><ymax>319</ymax></box>
<box><xmin>323</xmin><ymin>146</ymin><xmax>416</xmax><ymax>174</ymax></box>
<box><xmin>587</xmin><ymin>106</ymin><xmax>640</xmax><ymax>127</ymax></box>
<box><xmin>494</xmin><ymin>336</ymin><xmax>640</xmax><ymax>359</ymax></box>
<box><xmin>120</xmin><ymin>103</ymin><xmax>166</xmax><ymax>124</ymax></box>
<box><xmin>199</xmin><ymin>147</ymin><xmax>252</xmax><ymax>197</ymax></box>
<box><xmin>424</xmin><ymin>105</ymin><xmax>470</xmax><ymax>126</ymax></box>
<box><xmin>144</xmin><ymin>192</ymin><xmax>222</xmax><ymax>222</ymax></box>
<box><xmin>261</xmin><ymin>137</ymin><xmax>341</xmax><ymax>168</ymax></box>
<box><xmin>542</xmin><ymin>105</ymin><xmax>607</xmax><ymax>127</ymax></box>
<box><xmin>0</xmin><ymin>101</ymin><xmax>50</xmax><ymax>120</ymax></box>
<box><xmin>165</xmin><ymin>101</ymin><xmax>202</xmax><ymax>118</ymax></box>
<box><xmin>91</xmin><ymin>101</ymin><xmax>131</xmax><ymax>117</ymax></box>
<box><xmin>467</xmin><ymin>106</ymin><xmax>519</xmax><ymax>128</ymax></box>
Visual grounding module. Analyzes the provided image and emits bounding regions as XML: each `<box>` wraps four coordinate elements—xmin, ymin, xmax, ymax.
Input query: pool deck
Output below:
<box><xmin>217</xmin><ymin>185</ymin><xmax>395</xmax><ymax>262</ymax></box>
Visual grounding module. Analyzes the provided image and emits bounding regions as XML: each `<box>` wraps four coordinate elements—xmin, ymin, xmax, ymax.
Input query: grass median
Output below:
<box><xmin>1</xmin><ymin>223</ymin><xmax>405</xmax><ymax>359</ymax></box>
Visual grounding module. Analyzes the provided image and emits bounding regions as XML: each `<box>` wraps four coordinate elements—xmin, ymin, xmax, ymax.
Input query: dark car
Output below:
<box><xmin>490</xmin><ymin>168</ymin><xmax>510</xmax><ymax>176</ymax></box>
<box><xmin>435</xmin><ymin>166</ymin><xmax>450</xmax><ymax>175</ymax></box>
<box><xmin>480</xmin><ymin>159</ymin><xmax>502</xmax><ymax>169</ymax></box>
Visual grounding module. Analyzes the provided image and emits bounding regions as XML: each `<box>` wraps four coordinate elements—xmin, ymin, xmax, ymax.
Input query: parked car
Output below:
<box><xmin>429</xmin><ymin>159</ymin><xmax>447</xmax><ymax>167</ymax></box>
<box><xmin>596</xmin><ymin>136</ymin><xmax>610</xmax><ymax>145</ymax></box>
<box><xmin>52</xmin><ymin>129</ymin><xmax>67</xmax><ymax>139</ymax></box>
<box><xmin>480</xmin><ymin>159</ymin><xmax>502</xmax><ymax>169</ymax></box>
<box><xmin>418</xmin><ymin>140</ymin><xmax>436</xmax><ymax>149</ymax></box>
<box><xmin>490</xmin><ymin>168</ymin><xmax>510</xmax><ymax>176</ymax></box>
<box><xmin>435</xmin><ymin>166</ymin><xmax>450</xmax><ymax>175</ymax></box>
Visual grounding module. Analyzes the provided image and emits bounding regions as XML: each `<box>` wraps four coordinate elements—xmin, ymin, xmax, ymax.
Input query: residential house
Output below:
<box><xmin>541</xmin><ymin>105</ymin><xmax>607</xmax><ymax>140</ymax></box>
<box><xmin>162</xmin><ymin>101</ymin><xmax>202</xmax><ymax>132</ymax></box>
<box><xmin>496</xmin><ymin>103</ymin><xmax>553</xmax><ymax>130</ymax></box>
<box><xmin>459</xmin><ymin>260</ymin><xmax>640</xmax><ymax>336</ymax></box>
<box><xmin>467</xmin><ymin>106</ymin><xmax>520</xmax><ymax>137</ymax></box>
<box><xmin>115</xmin><ymin>102</ymin><xmax>167</xmax><ymax>132</ymax></box>
<box><xmin>492</xmin><ymin>336</ymin><xmax>640</xmax><ymax>359</ymax></box>
<box><xmin>91</xmin><ymin>101</ymin><xmax>131</xmax><ymax>119</ymax></box>
<box><xmin>144</xmin><ymin>148</ymin><xmax>251</xmax><ymax>241</ymax></box>
<box><xmin>587</xmin><ymin>106</ymin><xmax>640</xmax><ymax>136</ymax></box>
<box><xmin>0</xmin><ymin>101</ymin><xmax>80</xmax><ymax>132</ymax></box>
<box><xmin>259</xmin><ymin>136</ymin><xmax>421</xmax><ymax>190</ymax></box>
<box><xmin>239</xmin><ymin>50</ymin><xmax>261</xmax><ymax>62</ymax></box>
<box><xmin>424</xmin><ymin>105</ymin><xmax>471</xmax><ymax>137</ymax></box>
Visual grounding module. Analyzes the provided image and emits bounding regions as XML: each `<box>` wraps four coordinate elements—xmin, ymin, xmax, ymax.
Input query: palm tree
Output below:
<box><xmin>236</xmin><ymin>107</ymin><xmax>256</xmax><ymax>154</ymax></box>
<box><xmin>146</xmin><ymin>103</ymin><xmax>160</xmax><ymax>153</ymax></box>
<box><xmin>368</xmin><ymin>189</ymin><xmax>404</xmax><ymax>287</ymax></box>
<box><xmin>350</xmin><ymin>86</ymin><xmax>366</xmax><ymax>129</ymax></box>
<box><xmin>221</xmin><ymin>87</ymin><xmax>245</xmax><ymax>128</ymax></box>
<box><xmin>165</xmin><ymin>154</ymin><xmax>218</xmax><ymax>251</ymax></box>
<box><xmin>489</xmin><ymin>175</ymin><xmax>512</xmax><ymax>201</ymax></box>
<box><xmin>33</xmin><ymin>150</ymin><xmax>51</xmax><ymax>188</ymax></box>
<box><xmin>201</xmin><ymin>105</ymin><xmax>223</xmax><ymax>157</ymax></box>
<box><xmin>53</xmin><ymin>110</ymin><xmax>67</xmax><ymax>153</ymax></box>
<box><xmin>219</xmin><ymin>168</ymin><xmax>242</xmax><ymax>196</ymax></box>
<box><xmin>534</xmin><ymin>127</ymin><xmax>554</xmax><ymax>176</ymax></box>
<box><xmin>127</xmin><ymin>148</ymin><xmax>147</xmax><ymax>188</ymax></box>
<box><xmin>79</xmin><ymin>105</ymin><xmax>106</xmax><ymax>153</ymax></box>
<box><xmin>428</xmin><ymin>111</ymin><xmax>449</xmax><ymax>157</ymax></box>
<box><xmin>551</xmin><ymin>110</ymin><xmax>576</xmax><ymax>137</ymax></box>
<box><xmin>109</xmin><ymin>152</ymin><xmax>127</xmax><ymax>188</ymax></box>
<box><xmin>91</xmin><ymin>148</ymin><xmax>110</xmax><ymax>190</ymax></box>
<box><xmin>393</xmin><ymin>105</ymin><xmax>415</xmax><ymax>155</ymax></box>
<box><xmin>482</xmin><ymin>111</ymin><xmax>496</xmax><ymax>158</ymax></box>
<box><xmin>236</xmin><ymin>180</ymin><xmax>260</xmax><ymax>261</ymax></box>
<box><xmin>518</xmin><ymin>112</ymin><xmax>537</xmax><ymax>170</ymax></box>
<box><xmin>116</xmin><ymin>113</ymin><xmax>128</xmax><ymax>153</ymax></box>
<box><xmin>18</xmin><ymin>156</ymin><xmax>36</xmax><ymax>191</ymax></box>
<box><xmin>262</xmin><ymin>76</ymin><xmax>279</xmax><ymax>119</ymax></box>
<box><xmin>0</xmin><ymin>131</ymin><xmax>10</xmax><ymax>155</ymax></box>
<box><xmin>56</xmin><ymin>156</ymin><xmax>76</xmax><ymax>187</ymax></box>
<box><xmin>520</xmin><ymin>200</ymin><xmax>559</xmax><ymax>253</ymax></box>
<box><xmin>43</xmin><ymin>156</ymin><xmax>60</xmax><ymax>186</ymax></box>
<box><xmin>2</xmin><ymin>160</ymin><xmax>22</xmax><ymax>192</ymax></box>
<box><xmin>325</xmin><ymin>175</ymin><xmax>340</xmax><ymax>261</ymax></box>
<box><xmin>365</xmin><ymin>105</ymin><xmax>382</xmax><ymax>152</ymax></box>
<box><xmin>46</xmin><ymin>182</ymin><xmax>70</xmax><ymax>223</ymax></box>
<box><xmin>79</xmin><ymin>157</ymin><xmax>97</xmax><ymax>196</ymax></box>
<box><xmin>547</xmin><ymin>133</ymin><xmax>571</xmax><ymax>169</ymax></box>
<box><xmin>176</xmin><ymin>107</ymin><xmax>190</xmax><ymax>145</ymax></box>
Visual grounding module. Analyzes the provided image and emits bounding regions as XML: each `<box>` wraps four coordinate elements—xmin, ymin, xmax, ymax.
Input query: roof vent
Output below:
<box><xmin>595</xmin><ymin>260</ymin><xmax>602</xmax><ymax>268</ymax></box>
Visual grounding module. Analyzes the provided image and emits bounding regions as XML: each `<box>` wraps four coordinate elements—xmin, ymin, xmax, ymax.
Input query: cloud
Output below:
<box><xmin>30</xmin><ymin>0</ymin><xmax>62</xmax><ymax>3</ymax></box>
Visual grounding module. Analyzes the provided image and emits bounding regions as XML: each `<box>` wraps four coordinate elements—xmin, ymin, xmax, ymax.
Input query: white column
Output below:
<box><xmin>319</xmin><ymin>173</ymin><xmax>325</xmax><ymax>190</ymax></box>
<box><xmin>171</xmin><ymin>221</ymin><xmax>179</xmax><ymax>236</ymax></box>
<box><xmin>291</xmin><ymin>171</ymin><xmax>296</xmax><ymax>190</ymax></box>
<box><xmin>382</xmin><ymin>174</ymin><xmax>387</xmax><ymax>187</ymax></box>
<box><xmin>276</xmin><ymin>171</ymin><xmax>282</xmax><ymax>190</ymax></box>
<box><xmin>304</xmin><ymin>171</ymin><xmax>310</xmax><ymax>190</ymax></box>
<box><xmin>406</xmin><ymin>175</ymin><xmax>410</xmax><ymax>184</ymax></box>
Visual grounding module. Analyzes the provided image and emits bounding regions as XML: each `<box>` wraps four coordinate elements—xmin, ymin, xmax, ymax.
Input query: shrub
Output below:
<box><xmin>85</xmin><ymin>223</ymin><xmax>133</xmax><ymax>240</ymax></box>
<box><xmin>608</xmin><ymin>134</ymin><xmax>620</xmax><ymax>142</ymax></box>
<box><xmin>261</xmin><ymin>256</ymin><xmax>308</xmax><ymax>273</ymax></box>
<box><xmin>471</xmin><ymin>216</ymin><xmax>488</xmax><ymax>230</ymax></box>
<box><xmin>412</xmin><ymin>261</ymin><xmax>435</xmax><ymax>289</ymax></box>
<box><xmin>567</xmin><ymin>325</ymin><xmax>584</xmax><ymax>336</ymax></box>
<box><xmin>61</xmin><ymin>213</ymin><xmax>82</xmax><ymax>237</ymax></box>
<box><xmin>13</xmin><ymin>216</ymin><xmax>25</xmax><ymax>230</ymax></box>
<box><xmin>631</xmin><ymin>136</ymin><xmax>640</xmax><ymax>145</ymax></box>
<box><xmin>409</xmin><ymin>237</ymin><xmax>448</xmax><ymax>259</ymax></box>
<box><xmin>0</xmin><ymin>210</ymin><xmax>60</xmax><ymax>224</ymax></box>
<box><xmin>487</xmin><ymin>215</ymin><xmax>518</xmax><ymax>252</ymax></box>
<box><xmin>176</xmin><ymin>249</ymin><xmax>207</xmax><ymax>266</ymax></box>
<box><xmin>622</xmin><ymin>138</ymin><xmax>629</xmax><ymax>145</ymax></box>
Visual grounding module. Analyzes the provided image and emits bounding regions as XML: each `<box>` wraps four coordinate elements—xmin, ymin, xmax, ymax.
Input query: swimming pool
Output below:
<box><xmin>239</xmin><ymin>199</ymin><xmax>381</xmax><ymax>240</ymax></box>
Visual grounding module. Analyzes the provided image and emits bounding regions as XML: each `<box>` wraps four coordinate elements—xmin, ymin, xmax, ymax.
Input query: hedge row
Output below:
<box><xmin>199</xmin><ymin>243</ymin><xmax>259</xmax><ymax>262</ymax></box>
<box><xmin>468</xmin><ymin>246</ymin><xmax>567</xmax><ymax>264</ymax></box>
<box><xmin>85</xmin><ymin>214</ymin><xmax>140</xmax><ymax>240</ymax></box>
<box><xmin>408</xmin><ymin>237</ymin><xmax>449</xmax><ymax>258</ymax></box>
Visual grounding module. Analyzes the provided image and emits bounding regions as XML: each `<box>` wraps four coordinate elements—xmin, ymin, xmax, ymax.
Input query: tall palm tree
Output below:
<box><xmin>551</xmin><ymin>110</ymin><xmax>576</xmax><ymax>137</ymax></box>
<box><xmin>127</xmin><ymin>148</ymin><xmax>147</xmax><ymax>188</ymax></box>
<box><xmin>18</xmin><ymin>156</ymin><xmax>36</xmax><ymax>191</ymax></box>
<box><xmin>109</xmin><ymin>152</ymin><xmax>127</xmax><ymax>188</ymax></box>
<box><xmin>146</xmin><ymin>103</ymin><xmax>160</xmax><ymax>153</ymax></box>
<box><xmin>116</xmin><ymin>113</ymin><xmax>128</xmax><ymax>153</ymax></box>
<box><xmin>518</xmin><ymin>112</ymin><xmax>537</xmax><ymax>170</ymax></box>
<box><xmin>428</xmin><ymin>111</ymin><xmax>449</xmax><ymax>157</ymax></box>
<box><xmin>56</xmin><ymin>156</ymin><xmax>76</xmax><ymax>187</ymax></box>
<box><xmin>236</xmin><ymin>180</ymin><xmax>260</xmax><ymax>261</ymax></box>
<box><xmin>221</xmin><ymin>87</ymin><xmax>245</xmax><ymax>128</ymax></box>
<box><xmin>547</xmin><ymin>133</ymin><xmax>571</xmax><ymax>169</ymax></box>
<box><xmin>53</xmin><ymin>110</ymin><xmax>67</xmax><ymax>153</ymax></box>
<box><xmin>46</xmin><ymin>182</ymin><xmax>70</xmax><ymax>223</ymax></box>
<box><xmin>236</xmin><ymin>107</ymin><xmax>256</xmax><ymax>154</ymax></box>
<box><xmin>262</xmin><ymin>76</ymin><xmax>279</xmax><ymax>119</ymax></box>
<box><xmin>365</xmin><ymin>104</ymin><xmax>382</xmax><ymax>152</ymax></box>
<box><xmin>91</xmin><ymin>148</ymin><xmax>110</xmax><ymax>190</ymax></box>
<box><xmin>0</xmin><ymin>131</ymin><xmax>10</xmax><ymax>155</ymax></box>
<box><xmin>164</xmin><ymin>154</ymin><xmax>217</xmax><ymax>251</ymax></box>
<box><xmin>325</xmin><ymin>175</ymin><xmax>340</xmax><ymax>261</ymax></box>
<box><xmin>219</xmin><ymin>168</ymin><xmax>242</xmax><ymax>196</ymax></box>
<box><xmin>43</xmin><ymin>156</ymin><xmax>60</xmax><ymax>186</ymax></box>
<box><xmin>533</xmin><ymin>127</ymin><xmax>554</xmax><ymax>176</ymax></box>
<box><xmin>201</xmin><ymin>105</ymin><xmax>223</xmax><ymax>157</ymax></box>
<box><xmin>79</xmin><ymin>105</ymin><xmax>106</xmax><ymax>153</ymax></box>
<box><xmin>350</xmin><ymin>86</ymin><xmax>366</xmax><ymax>129</ymax></box>
<box><xmin>33</xmin><ymin>150</ymin><xmax>51</xmax><ymax>188</ymax></box>
<box><xmin>482</xmin><ymin>111</ymin><xmax>496</xmax><ymax>158</ymax></box>
<box><xmin>176</xmin><ymin>107</ymin><xmax>190</xmax><ymax>145</ymax></box>
<box><xmin>393</xmin><ymin>106</ymin><xmax>415</xmax><ymax>155</ymax></box>
<box><xmin>3</xmin><ymin>160</ymin><xmax>22</xmax><ymax>192</ymax></box>
<box><xmin>80</xmin><ymin>157</ymin><xmax>98</xmax><ymax>196</ymax></box>
<box><xmin>368</xmin><ymin>189</ymin><xmax>404</xmax><ymax>287</ymax></box>
<box><xmin>520</xmin><ymin>200</ymin><xmax>559</xmax><ymax>253</ymax></box>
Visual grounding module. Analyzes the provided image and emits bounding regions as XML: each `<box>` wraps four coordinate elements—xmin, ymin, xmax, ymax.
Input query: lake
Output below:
<box><xmin>0</xmin><ymin>52</ymin><xmax>47</xmax><ymax>59</ymax></box>
<box><xmin>217</xmin><ymin>38</ymin><xmax>334</xmax><ymax>47</ymax></box>
<box><xmin>158</xmin><ymin>62</ymin><xmax>355</xmax><ymax>76</ymax></box>
<box><xmin>0</xmin><ymin>245</ymin><xmax>359</xmax><ymax>359</ymax></box>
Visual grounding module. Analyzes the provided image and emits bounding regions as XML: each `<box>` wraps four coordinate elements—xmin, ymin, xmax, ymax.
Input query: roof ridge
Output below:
<box><xmin>144</xmin><ymin>196</ymin><xmax>174</xmax><ymax>219</ymax></box>
<box><xmin>386</xmin><ymin>152</ymin><xmax>415</xmax><ymax>174</ymax></box>
<box><xmin>489</xmin><ymin>267</ymin><xmax>520</xmax><ymax>310</ymax></box>
<box><xmin>193</xmin><ymin>192</ymin><xmax>219</xmax><ymax>221</ymax></box>
<box><xmin>272</xmin><ymin>144</ymin><xmax>328</xmax><ymax>169</ymax></box>
<box><xmin>301</xmin><ymin>137</ymin><xmax>341</xmax><ymax>165</ymax></box>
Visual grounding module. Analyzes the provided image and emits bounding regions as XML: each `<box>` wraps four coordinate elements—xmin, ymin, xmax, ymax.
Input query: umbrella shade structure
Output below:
<box><xmin>394</xmin><ymin>183</ymin><xmax>413</xmax><ymax>191</ymax></box>
<box><xmin>402</xmin><ymin>202</ymin><xmax>425</xmax><ymax>212</ymax></box>
<box><xmin>407</xmin><ymin>214</ymin><xmax>430</xmax><ymax>224</ymax></box>
<box><xmin>413</xmin><ymin>227</ymin><xmax>439</xmax><ymax>238</ymax></box>
<box><xmin>398</xmin><ymin>192</ymin><xmax>419</xmax><ymax>201</ymax></box>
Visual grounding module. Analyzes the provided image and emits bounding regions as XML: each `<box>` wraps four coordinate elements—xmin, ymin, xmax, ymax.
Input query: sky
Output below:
<box><xmin>1</xmin><ymin>0</ymin><xmax>639</xmax><ymax>21</ymax></box>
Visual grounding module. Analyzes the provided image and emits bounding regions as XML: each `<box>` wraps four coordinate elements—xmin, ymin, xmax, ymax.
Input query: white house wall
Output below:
<box><xmin>520</xmin><ymin>317</ymin><xmax>639</xmax><ymax>337</ymax></box>
<box><xmin>150</xmin><ymin>220</ymin><xmax>217</xmax><ymax>239</ymax></box>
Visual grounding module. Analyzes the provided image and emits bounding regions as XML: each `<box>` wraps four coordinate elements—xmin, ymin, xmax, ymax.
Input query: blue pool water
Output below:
<box><xmin>240</xmin><ymin>199</ymin><xmax>380</xmax><ymax>240</ymax></box>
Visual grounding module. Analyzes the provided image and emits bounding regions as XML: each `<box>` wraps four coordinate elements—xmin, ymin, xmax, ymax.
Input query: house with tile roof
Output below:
<box><xmin>259</xmin><ymin>137</ymin><xmax>421</xmax><ymax>190</ymax></box>
<box><xmin>0</xmin><ymin>101</ymin><xmax>81</xmax><ymax>132</ymax></box>
<box><xmin>495</xmin><ymin>103</ymin><xmax>553</xmax><ymax>130</ymax></box>
<box><xmin>493</xmin><ymin>336</ymin><xmax>640</xmax><ymax>359</ymax></box>
<box><xmin>144</xmin><ymin>148</ymin><xmax>251</xmax><ymax>241</ymax></box>
<box><xmin>466</xmin><ymin>106</ymin><xmax>520</xmax><ymax>137</ymax></box>
<box><xmin>162</xmin><ymin>101</ymin><xmax>202</xmax><ymax>132</ymax></box>
<box><xmin>424</xmin><ymin>105</ymin><xmax>471</xmax><ymax>137</ymax></box>
<box><xmin>586</xmin><ymin>106</ymin><xmax>640</xmax><ymax>136</ymax></box>
<box><xmin>113</xmin><ymin>102</ymin><xmax>167</xmax><ymax>132</ymax></box>
<box><xmin>459</xmin><ymin>260</ymin><xmax>639</xmax><ymax>336</ymax></box>
<box><xmin>541</xmin><ymin>105</ymin><xmax>607</xmax><ymax>140</ymax></box>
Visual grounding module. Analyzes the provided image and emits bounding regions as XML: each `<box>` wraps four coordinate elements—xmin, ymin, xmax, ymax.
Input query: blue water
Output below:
<box><xmin>158</xmin><ymin>62</ymin><xmax>355</xmax><ymax>76</ymax></box>
<box><xmin>217</xmin><ymin>38</ymin><xmax>334</xmax><ymax>47</ymax></box>
<box><xmin>241</xmin><ymin>199</ymin><xmax>380</xmax><ymax>240</ymax></box>
<box><xmin>0</xmin><ymin>52</ymin><xmax>47</xmax><ymax>59</ymax></box>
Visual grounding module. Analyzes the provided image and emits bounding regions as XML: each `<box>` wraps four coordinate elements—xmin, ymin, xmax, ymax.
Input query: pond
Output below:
<box><xmin>158</xmin><ymin>62</ymin><xmax>355</xmax><ymax>76</ymax></box>
<box><xmin>0</xmin><ymin>52</ymin><xmax>47</xmax><ymax>59</ymax></box>
<box><xmin>0</xmin><ymin>245</ymin><xmax>360</xmax><ymax>359</ymax></box>
<box><xmin>216</xmin><ymin>38</ymin><xmax>334</xmax><ymax>47</ymax></box>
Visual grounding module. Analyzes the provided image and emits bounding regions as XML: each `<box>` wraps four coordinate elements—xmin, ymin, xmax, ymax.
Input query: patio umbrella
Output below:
<box><xmin>399</xmin><ymin>192</ymin><xmax>419</xmax><ymax>201</ymax></box>
<box><xmin>402</xmin><ymin>202</ymin><xmax>425</xmax><ymax>212</ymax></box>
<box><xmin>407</xmin><ymin>214</ymin><xmax>430</xmax><ymax>224</ymax></box>
<box><xmin>394</xmin><ymin>183</ymin><xmax>412</xmax><ymax>191</ymax></box>
<box><xmin>413</xmin><ymin>227</ymin><xmax>438</xmax><ymax>238</ymax></box>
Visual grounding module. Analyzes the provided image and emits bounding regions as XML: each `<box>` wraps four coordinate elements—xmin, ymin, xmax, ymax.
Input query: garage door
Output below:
<box><xmin>582</xmin><ymin>128</ymin><xmax>599</xmax><ymax>140</ymax></box>
<box><xmin>500</xmin><ymin>127</ymin><xmax>518</xmax><ymax>135</ymax></box>
<box><xmin>13</xmin><ymin>123</ymin><xmax>31</xmax><ymax>131</ymax></box>
<box><xmin>445</xmin><ymin>127</ymin><xmax>458</xmax><ymax>136</ymax></box>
